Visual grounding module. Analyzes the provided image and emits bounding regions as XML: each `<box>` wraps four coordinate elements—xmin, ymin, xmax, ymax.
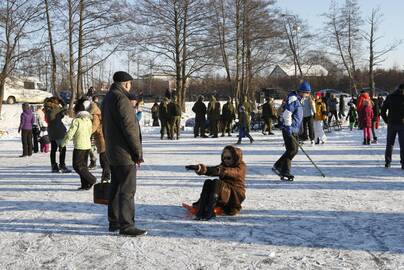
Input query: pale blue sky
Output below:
<box><xmin>276</xmin><ymin>0</ymin><xmax>404</xmax><ymax>69</ymax></box>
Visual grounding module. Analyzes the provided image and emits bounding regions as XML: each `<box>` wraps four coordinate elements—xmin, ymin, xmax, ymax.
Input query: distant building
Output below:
<box><xmin>269</xmin><ymin>64</ymin><xmax>328</xmax><ymax>78</ymax></box>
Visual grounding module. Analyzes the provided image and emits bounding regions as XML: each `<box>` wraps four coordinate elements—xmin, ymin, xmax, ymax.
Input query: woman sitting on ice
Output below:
<box><xmin>186</xmin><ymin>145</ymin><xmax>246</xmax><ymax>220</ymax></box>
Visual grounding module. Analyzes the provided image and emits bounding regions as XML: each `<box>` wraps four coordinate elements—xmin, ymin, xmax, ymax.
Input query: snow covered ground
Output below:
<box><xmin>0</xmin><ymin>104</ymin><xmax>404</xmax><ymax>269</ymax></box>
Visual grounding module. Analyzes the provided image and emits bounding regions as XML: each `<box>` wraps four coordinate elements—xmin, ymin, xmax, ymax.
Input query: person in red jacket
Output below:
<box><xmin>360</xmin><ymin>99</ymin><xmax>374</xmax><ymax>145</ymax></box>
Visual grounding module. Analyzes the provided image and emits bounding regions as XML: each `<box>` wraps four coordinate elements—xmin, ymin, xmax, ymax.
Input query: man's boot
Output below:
<box><xmin>52</xmin><ymin>163</ymin><xmax>60</xmax><ymax>173</ymax></box>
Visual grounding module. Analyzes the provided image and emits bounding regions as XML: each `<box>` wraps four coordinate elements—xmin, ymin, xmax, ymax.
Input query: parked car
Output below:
<box><xmin>318</xmin><ymin>89</ymin><xmax>350</xmax><ymax>98</ymax></box>
<box><xmin>2</xmin><ymin>77</ymin><xmax>52</xmax><ymax>104</ymax></box>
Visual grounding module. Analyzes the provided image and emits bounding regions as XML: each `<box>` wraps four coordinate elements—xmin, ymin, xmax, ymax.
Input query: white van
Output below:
<box><xmin>3</xmin><ymin>76</ymin><xmax>53</xmax><ymax>104</ymax></box>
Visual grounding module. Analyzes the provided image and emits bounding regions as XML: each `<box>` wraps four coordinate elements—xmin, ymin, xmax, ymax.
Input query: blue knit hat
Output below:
<box><xmin>298</xmin><ymin>80</ymin><xmax>311</xmax><ymax>92</ymax></box>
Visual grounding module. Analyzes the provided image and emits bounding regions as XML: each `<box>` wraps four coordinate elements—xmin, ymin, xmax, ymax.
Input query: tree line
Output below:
<box><xmin>0</xmin><ymin>0</ymin><xmax>401</xmax><ymax>114</ymax></box>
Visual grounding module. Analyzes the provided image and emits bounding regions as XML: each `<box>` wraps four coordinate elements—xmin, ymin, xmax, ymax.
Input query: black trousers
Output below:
<box><xmin>221</xmin><ymin>119</ymin><xmax>232</xmax><ymax>135</ymax></box>
<box><xmin>108</xmin><ymin>165</ymin><xmax>137</xmax><ymax>230</ymax></box>
<box><xmin>72</xmin><ymin>149</ymin><xmax>96</xmax><ymax>188</ymax></box>
<box><xmin>21</xmin><ymin>129</ymin><xmax>33</xmax><ymax>156</ymax></box>
<box><xmin>50</xmin><ymin>140</ymin><xmax>66</xmax><ymax>166</ymax></box>
<box><xmin>385</xmin><ymin>124</ymin><xmax>404</xmax><ymax>165</ymax></box>
<box><xmin>99</xmin><ymin>152</ymin><xmax>111</xmax><ymax>180</ymax></box>
<box><xmin>302</xmin><ymin>116</ymin><xmax>314</xmax><ymax>141</ymax></box>
<box><xmin>274</xmin><ymin>131</ymin><xmax>299</xmax><ymax>174</ymax></box>
<box><xmin>194</xmin><ymin>117</ymin><xmax>206</xmax><ymax>137</ymax></box>
<box><xmin>328</xmin><ymin>111</ymin><xmax>339</xmax><ymax>125</ymax></box>
<box><xmin>32</xmin><ymin>126</ymin><xmax>40</xmax><ymax>153</ymax></box>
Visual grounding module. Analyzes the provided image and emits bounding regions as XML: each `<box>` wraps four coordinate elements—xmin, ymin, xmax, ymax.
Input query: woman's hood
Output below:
<box><xmin>76</xmin><ymin>111</ymin><xmax>92</xmax><ymax>119</ymax></box>
<box><xmin>221</xmin><ymin>145</ymin><xmax>243</xmax><ymax>166</ymax></box>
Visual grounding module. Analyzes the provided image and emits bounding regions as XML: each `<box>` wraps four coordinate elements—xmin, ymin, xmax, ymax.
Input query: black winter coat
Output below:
<box><xmin>221</xmin><ymin>102</ymin><xmax>236</xmax><ymax>121</ymax></box>
<box><xmin>261</xmin><ymin>102</ymin><xmax>274</xmax><ymax>119</ymax></box>
<box><xmin>192</xmin><ymin>100</ymin><xmax>207</xmax><ymax>120</ymax></box>
<box><xmin>381</xmin><ymin>89</ymin><xmax>404</xmax><ymax>125</ymax></box>
<box><xmin>45</xmin><ymin>105</ymin><xmax>67</xmax><ymax>141</ymax></box>
<box><xmin>102</xmin><ymin>83</ymin><xmax>143</xmax><ymax>166</ymax></box>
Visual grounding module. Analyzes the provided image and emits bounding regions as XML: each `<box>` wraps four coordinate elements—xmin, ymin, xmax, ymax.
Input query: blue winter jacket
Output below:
<box><xmin>280</xmin><ymin>91</ymin><xmax>304</xmax><ymax>135</ymax></box>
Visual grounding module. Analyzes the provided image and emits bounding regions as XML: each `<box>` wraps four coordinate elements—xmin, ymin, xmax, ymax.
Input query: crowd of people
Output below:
<box><xmin>15</xmin><ymin>71</ymin><xmax>404</xmax><ymax>236</ymax></box>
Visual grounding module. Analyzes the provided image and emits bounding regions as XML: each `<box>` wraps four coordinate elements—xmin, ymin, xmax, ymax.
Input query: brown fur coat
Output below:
<box><xmin>196</xmin><ymin>145</ymin><xmax>246</xmax><ymax>215</ymax></box>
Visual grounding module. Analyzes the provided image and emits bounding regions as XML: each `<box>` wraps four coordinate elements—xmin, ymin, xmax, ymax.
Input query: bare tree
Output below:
<box><xmin>44</xmin><ymin>0</ymin><xmax>58</xmax><ymax>96</ymax></box>
<box><xmin>135</xmin><ymin>0</ymin><xmax>212</xmax><ymax>110</ymax></box>
<box><xmin>209</xmin><ymin>0</ymin><xmax>279</xmax><ymax>105</ymax></box>
<box><xmin>60</xmin><ymin>0</ymin><xmax>130</xmax><ymax>110</ymax></box>
<box><xmin>0</xmin><ymin>0</ymin><xmax>45</xmax><ymax>115</ymax></box>
<box><xmin>363</xmin><ymin>8</ymin><xmax>401</xmax><ymax>96</ymax></box>
<box><xmin>323</xmin><ymin>0</ymin><xmax>363</xmax><ymax>94</ymax></box>
<box><xmin>280</xmin><ymin>12</ymin><xmax>313</xmax><ymax>79</ymax></box>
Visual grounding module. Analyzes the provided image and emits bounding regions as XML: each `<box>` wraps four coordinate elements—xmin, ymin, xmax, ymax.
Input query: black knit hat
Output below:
<box><xmin>113</xmin><ymin>71</ymin><xmax>133</xmax><ymax>83</ymax></box>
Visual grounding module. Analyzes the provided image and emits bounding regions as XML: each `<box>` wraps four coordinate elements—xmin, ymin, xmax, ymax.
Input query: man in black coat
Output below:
<box><xmin>102</xmin><ymin>71</ymin><xmax>146</xmax><ymax>237</ymax></box>
<box><xmin>381</xmin><ymin>84</ymin><xmax>404</xmax><ymax>169</ymax></box>
<box><xmin>192</xmin><ymin>95</ymin><xmax>207</xmax><ymax>138</ymax></box>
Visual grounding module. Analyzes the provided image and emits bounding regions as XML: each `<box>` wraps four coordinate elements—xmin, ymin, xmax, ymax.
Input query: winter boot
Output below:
<box><xmin>372</xmin><ymin>137</ymin><xmax>378</xmax><ymax>144</ymax></box>
<box><xmin>59</xmin><ymin>164</ymin><xmax>71</xmax><ymax>173</ymax></box>
<box><xmin>367</xmin><ymin>138</ymin><xmax>371</xmax><ymax>145</ymax></box>
<box><xmin>195</xmin><ymin>181</ymin><xmax>210</xmax><ymax>220</ymax></box>
<box><xmin>236</xmin><ymin>139</ymin><xmax>241</xmax><ymax>145</ymax></box>
<box><xmin>315</xmin><ymin>138</ymin><xmax>320</xmax><ymax>145</ymax></box>
<box><xmin>202</xmin><ymin>181</ymin><xmax>220</xmax><ymax>220</ymax></box>
<box><xmin>119</xmin><ymin>227</ymin><xmax>147</xmax><ymax>237</ymax></box>
<box><xmin>197</xmin><ymin>179</ymin><xmax>219</xmax><ymax>221</ymax></box>
<box><xmin>52</xmin><ymin>163</ymin><xmax>60</xmax><ymax>173</ymax></box>
<box><xmin>385</xmin><ymin>162</ymin><xmax>390</xmax><ymax>168</ymax></box>
<box><xmin>363</xmin><ymin>139</ymin><xmax>367</xmax><ymax>145</ymax></box>
<box><xmin>88</xmin><ymin>160</ymin><xmax>97</xmax><ymax>170</ymax></box>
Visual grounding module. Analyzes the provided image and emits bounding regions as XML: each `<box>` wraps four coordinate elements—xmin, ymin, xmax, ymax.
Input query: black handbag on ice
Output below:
<box><xmin>93</xmin><ymin>180</ymin><xmax>111</xmax><ymax>205</ymax></box>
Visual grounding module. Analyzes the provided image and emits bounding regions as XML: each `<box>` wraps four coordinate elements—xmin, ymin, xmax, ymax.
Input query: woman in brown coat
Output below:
<box><xmin>187</xmin><ymin>145</ymin><xmax>246</xmax><ymax>220</ymax></box>
<box><xmin>89</xmin><ymin>100</ymin><xmax>110</xmax><ymax>181</ymax></box>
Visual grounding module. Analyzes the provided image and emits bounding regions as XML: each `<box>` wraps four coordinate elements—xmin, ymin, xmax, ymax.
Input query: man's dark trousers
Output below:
<box><xmin>385</xmin><ymin>124</ymin><xmax>404</xmax><ymax>165</ymax></box>
<box><xmin>108</xmin><ymin>165</ymin><xmax>137</xmax><ymax>230</ymax></box>
<box><xmin>274</xmin><ymin>130</ymin><xmax>299</xmax><ymax>174</ymax></box>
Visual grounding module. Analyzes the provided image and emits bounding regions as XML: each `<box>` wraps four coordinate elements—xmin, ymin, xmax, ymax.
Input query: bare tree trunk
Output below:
<box><xmin>239</xmin><ymin>0</ymin><xmax>246</xmax><ymax>102</ymax></box>
<box><xmin>180</xmin><ymin>0</ymin><xmax>189</xmax><ymax>111</ymax></box>
<box><xmin>68</xmin><ymin>0</ymin><xmax>76</xmax><ymax>111</ymax></box>
<box><xmin>234</xmin><ymin>0</ymin><xmax>241</xmax><ymax>108</ymax></box>
<box><xmin>368</xmin><ymin>13</ymin><xmax>375</xmax><ymax>97</ymax></box>
<box><xmin>174</xmin><ymin>3</ymin><xmax>182</xmax><ymax>103</ymax></box>
<box><xmin>44</xmin><ymin>0</ymin><xmax>58</xmax><ymax>97</ymax></box>
<box><xmin>76</xmin><ymin>0</ymin><xmax>85</xmax><ymax>98</ymax></box>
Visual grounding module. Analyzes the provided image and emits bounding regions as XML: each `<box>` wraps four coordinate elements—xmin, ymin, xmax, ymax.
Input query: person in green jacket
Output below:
<box><xmin>207</xmin><ymin>95</ymin><xmax>221</xmax><ymax>138</ymax></box>
<box><xmin>61</xmin><ymin>98</ymin><xmax>96</xmax><ymax>190</ymax></box>
<box><xmin>168</xmin><ymin>95</ymin><xmax>182</xmax><ymax>140</ymax></box>
<box><xmin>240</xmin><ymin>96</ymin><xmax>251</xmax><ymax>132</ymax></box>
<box><xmin>221</xmin><ymin>97</ymin><xmax>236</xmax><ymax>137</ymax></box>
<box><xmin>159</xmin><ymin>97</ymin><xmax>169</xmax><ymax>139</ymax></box>
<box><xmin>261</xmin><ymin>97</ymin><xmax>275</xmax><ymax>135</ymax></box>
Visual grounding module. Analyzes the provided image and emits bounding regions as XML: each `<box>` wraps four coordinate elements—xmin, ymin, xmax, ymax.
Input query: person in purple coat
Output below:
<box><xmin>18</xmin><ymin>103</ymin><xmax>35</xmax><ymax>157</ymax></box>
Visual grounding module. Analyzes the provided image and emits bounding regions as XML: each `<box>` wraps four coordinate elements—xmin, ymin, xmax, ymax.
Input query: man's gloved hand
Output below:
<box><xmin>185</xmin><ymin>165</ymin><xmax>199</xmax><ymax>171</ymax></box>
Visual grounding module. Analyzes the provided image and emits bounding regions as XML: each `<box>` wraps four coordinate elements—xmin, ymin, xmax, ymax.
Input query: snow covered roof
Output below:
<box><xmin>269</xmin><ymin>64</ymin><xmax>328</xmax><ymax>78</ymax></box>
